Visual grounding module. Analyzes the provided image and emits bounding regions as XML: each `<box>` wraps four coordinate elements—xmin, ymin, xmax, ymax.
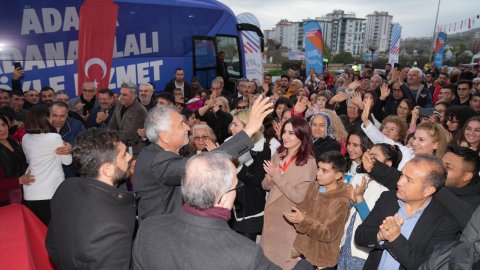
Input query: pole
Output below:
<box><xmin>429</xmin><ymin>0</ymin><xmax>441</xmax><ymax>62</ymax></box>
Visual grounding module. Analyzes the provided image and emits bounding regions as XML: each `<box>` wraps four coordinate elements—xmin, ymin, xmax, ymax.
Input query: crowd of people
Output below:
<box><xmin>1</xmin><ymin>61</ymin><xmax>480</xmax><ymax>269</ymax></box>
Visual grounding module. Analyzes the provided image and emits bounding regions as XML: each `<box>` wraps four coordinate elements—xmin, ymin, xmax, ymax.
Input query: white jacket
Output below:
<box><xmin>361</xmin><ymin>122</ymin><xmax>413</xmax><ymax>170</ymax></box>
<box><xmin>341</xmin><ymin>172</ymin><xmax>388</xmax><ymax>260</ymax></box>
<box><xmin>22</xmin><ymin>133</ymin><xmax>72</xmax><ymax>200</ymax></box>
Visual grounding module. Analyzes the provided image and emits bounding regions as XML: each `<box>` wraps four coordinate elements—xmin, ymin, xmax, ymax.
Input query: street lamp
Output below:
<box><xmin>368</xmin><ymin>45</ymin><xmax>377</xmax><ymax>68</ymax></box>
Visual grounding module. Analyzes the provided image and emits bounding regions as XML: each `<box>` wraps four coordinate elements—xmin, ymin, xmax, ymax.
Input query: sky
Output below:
<box><xmin>218</xmin><ymin>0</ymin><xmax>480</xmax><ymax>38</ymax></box>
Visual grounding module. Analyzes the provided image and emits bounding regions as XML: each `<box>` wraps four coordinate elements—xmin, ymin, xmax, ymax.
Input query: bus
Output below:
<box><xmin>0</xmin><ymin>0</ymin><xmax>264</xmax><ymax>97</ymax></box>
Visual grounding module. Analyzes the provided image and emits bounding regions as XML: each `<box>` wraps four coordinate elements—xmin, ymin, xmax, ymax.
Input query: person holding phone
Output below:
<box><xmin>11</xmin><ymin>62</ymin><xmax>24</xmax><ymax>92</ymax></box>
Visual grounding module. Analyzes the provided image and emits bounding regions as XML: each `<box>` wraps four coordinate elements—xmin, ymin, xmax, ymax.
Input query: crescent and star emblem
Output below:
<box><xmin>84</xmin><ymin>58</ymin><xmax>107</xmax><ymax>89</ymax></box>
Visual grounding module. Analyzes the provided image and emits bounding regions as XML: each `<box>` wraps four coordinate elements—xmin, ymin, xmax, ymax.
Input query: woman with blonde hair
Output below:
<box><xmin>227</xmin><ymin>109</ymin><xmax>271</xmax><ymax>241</ymax></box>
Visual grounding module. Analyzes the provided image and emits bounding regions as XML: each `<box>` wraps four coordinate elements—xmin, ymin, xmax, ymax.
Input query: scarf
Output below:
<box><xmin>182</xmin><ymin>203</ymin><xmax>231</xmax><ymax>221</ymax></box>
<box><xmin>80</xmin><ymin>95</ymin><xmax>96</xmax><ymax>116</ymax></box>
<box><xmin>310</xmin><ymin>111</ymin><xmax>335</xmax><ymax>140</ymax></box>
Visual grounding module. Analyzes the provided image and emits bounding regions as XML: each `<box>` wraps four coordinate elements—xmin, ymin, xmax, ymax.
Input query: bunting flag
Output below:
<box><xmin>388</xmin><ymin>24</ymin><xmax>402</xmax><ymax>66</ymax></box>
<box><xmin>437</xmin><ymin>14</ymin><xmax>480</xmax><ymax>34</ymax></box>
<box><xmin>304</xmin><ymin>21</ymin><xmax>324</xmax><ymax>74</ymax></box>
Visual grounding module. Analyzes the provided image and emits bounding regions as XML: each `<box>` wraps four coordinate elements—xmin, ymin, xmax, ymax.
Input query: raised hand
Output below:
<box><xmin>379</xmin><ymin>83</ymin><xmax>390</xmax><ymax>101</ymax></box>
<box><xmin>351</xmin><ymin>92</ymin><xmax>364</xmax><ymax>110</ymax></box>
<box><xmin>361</xmin><ymin>149</ymin><xmax>375</xmax><ymax>173</ymax></box>
<box><xmin>13</xmin><ymin>67</ymin><xmax>24</xmax><ymax>80</ymax></box>
<box><xmin>361</xmin><ymin>98</ymin><xmax>372</xmax><ymax>126</ymax></box>
<box><xmin>243</xmin><ymin>96</ymin><xmax>274</xmax><ymax>137</ymax></box>
<box><xmin>348</xmin><ymin>80</ymin><xmax>362</xmax><ymax>91</ymax></box>
<box><xmin>294</xmin><ymin>96</ymin><xmax>308</xmax><ymax>114</ymax></box>
<box><xmin>330</xmin><ymin>92</ymin><xmax>348</xmax><ymax>105</ymax></box>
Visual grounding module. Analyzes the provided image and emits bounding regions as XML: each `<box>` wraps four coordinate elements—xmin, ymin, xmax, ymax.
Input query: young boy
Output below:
<box><xmin>284</xmin><ymin>151</ymin><xmax>351</xmax><ymax>269</ymax></box>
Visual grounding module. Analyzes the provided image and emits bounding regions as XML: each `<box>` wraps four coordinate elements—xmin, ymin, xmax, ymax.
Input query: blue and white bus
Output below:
<box><xmin>0</xmin><ymin>0</ymin><xmax>264</xmax><ymax>97</ymax></box>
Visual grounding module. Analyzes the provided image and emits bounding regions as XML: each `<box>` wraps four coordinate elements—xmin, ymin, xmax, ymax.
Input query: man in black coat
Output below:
<box><xmin>355</xmin><ymin>155</ymin><xmax>460</xmax><ymax>269</ymax></box>
<box><xmin>46</xmin><ymin>128</ymin><xmax>136</xmax><ymax>270</ymax></box>
<box><xmin>133</xmin><ymin>152</ymin><xmax>279</xmax><ymax>270</ymax></box>
<box><xmin>133</xmin><ymin>97</ymin><xmax>273</xmax><ymax>222</ymax></box>
<box><xmin>164</xmin><ymin>67</ymin><xmax>193</xmax><ymax>101</ymax></box>
<box><xmin>364</xmin><ymin>144</ymin><xmax>480</xmax><ymax>229</ymax></box>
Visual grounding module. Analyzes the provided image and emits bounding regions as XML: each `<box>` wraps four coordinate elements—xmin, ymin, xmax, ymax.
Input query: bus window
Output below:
<box><xmin>216</xmin><ymin>35</ymin><xmax>241</xmax><ymax>78</ymax></box>
<box><xmin>193</xmin><ymin>37</ymin><xmax>217</xmax><ymax>89</ymax></box>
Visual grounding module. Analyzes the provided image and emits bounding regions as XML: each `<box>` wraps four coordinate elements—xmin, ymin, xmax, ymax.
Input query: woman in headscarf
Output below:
<box><xmin>310</xmin><ymin>112</ymin><xmax>341</xmax><ymax>162</ymax></box>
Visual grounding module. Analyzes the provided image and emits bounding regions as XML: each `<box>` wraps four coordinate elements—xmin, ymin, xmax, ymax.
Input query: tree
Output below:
<box><xmin>266</xmin><ymin>39</ymin><xmax>282</xmax><ymax>64</ymax></box>
<box><xmin>453</xmin><ymin>43</ymin><xmax>467</xmax><ymax>65</ymax></box>
<box><xmin>332</xmin><ymin>52</ymin><xmax>354</xmax><ymax>64</ymax></box>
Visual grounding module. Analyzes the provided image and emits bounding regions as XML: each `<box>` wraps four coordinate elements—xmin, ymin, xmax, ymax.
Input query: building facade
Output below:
<box><xmin>364</xmin><ymin>11</ymin><xmax>393</xmax><ymax>53</ymax></box>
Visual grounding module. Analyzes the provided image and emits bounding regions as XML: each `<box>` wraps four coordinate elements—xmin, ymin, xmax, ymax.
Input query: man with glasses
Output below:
<box><xmin>133</xmin><ymin>152</ymin><xmax>279</xmax><ymax>270</ymax></box>
<box><xmin>68</xmin><ymin>82</ymin><xmax>98</xmax><ymax>122</ymax></box>
<box><xmin>453</xmin><ymin>80</ymin><xmax>473</xmax><ymax>106</ymax></box>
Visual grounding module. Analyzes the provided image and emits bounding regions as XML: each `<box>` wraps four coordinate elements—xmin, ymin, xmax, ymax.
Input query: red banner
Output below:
<box><xmin>77</xmin><ymin>0</ymin><xmax>118</xmax><ymax>96</ymax></box>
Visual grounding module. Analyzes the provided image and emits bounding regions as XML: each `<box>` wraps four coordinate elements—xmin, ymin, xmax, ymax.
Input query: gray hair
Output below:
<box><xmin>54</xmin><ymin>90</ymin><xmax>69</xmax><ymax>98</ymax></box>
<box><xmin>293</xmin><ymin>79</ymin><xmax>303</xmax><ymax>88</ymax></box>
<box><xmin>145</xmin><ymin>106</ymin><xmax>176</xmax><ymax>142</ymax></box>
<box><xmin>83</xmin><ymin>81</ymin><xmax>96</xmax><ymax>90</ymax></box>
<box><xmin>138</xmin><ymin>82</ymin><xmax>154</xmax><ymax>92</ymax></box>
<box><xmin>191</xmin><ymin>123</ymin><xmax>216</xmax><ymax>142</ymax></box>
<box><xmin>409</xmin><ymin>67</ymin><xmax>423</xmax><ymax>78</ymax></box>
<box><xmin>181</xmin><ymin>152</ymin><xmax>233</xmax><ymax>209</ymax></box>
<box><xmin>120</xmin><ymin>82</ymin><xmax>137</xmax><ymax>95</ymax></box>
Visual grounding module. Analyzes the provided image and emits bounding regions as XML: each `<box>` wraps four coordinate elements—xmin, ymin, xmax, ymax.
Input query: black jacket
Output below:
<box><xmin>133</xmin><ymin>209</ymin><xmax>280</xmax><ymax>270</ymax></box>
<box><xmin>231</xmin><ymin>141</ymin><xmax>271</xmax><ymax>233</ymax></box>
<box><xmin>133</xmin><ymin>131</ymin><xmax>254</xmax><ymax>223</ymax></box>
<box><xmin>369</xmin><ymin>162</ymin><xmax>480</xmax><ymax>229</ymax></box>
<box><xmin>312</xmin><ymin>136</ymin><xmax>341</xmax><ymax>163</ymax></box>
<box><xmin>46</xmin><ymin>177</ymin><xmax>136</xmax><ymax>270</ymax></box>
<box><xmin>355</xmin><ymin>191</ymin><xmax>460</xmax><ymax>270</ymax></box>
<box><xmin>195</xmin><ymin>109</ymin><xmax>233</xmax><ymax>144</ymax></box>
<box><xmin>164</xmin><ymin>79</ymin><xmax>193</xmax><ymax>100</ymax></box>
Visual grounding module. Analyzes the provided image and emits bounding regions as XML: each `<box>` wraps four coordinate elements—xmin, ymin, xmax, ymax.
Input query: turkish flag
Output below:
<box><xmin>77</xmin><ymin>0</ymin><xmax>118</xmax><ymax>96</ymax></box>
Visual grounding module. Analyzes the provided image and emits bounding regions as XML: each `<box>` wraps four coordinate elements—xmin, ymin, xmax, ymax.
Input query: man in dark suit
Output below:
<box><xmin>46</xmin><ymin>128</ymin><xmax>136</xmax><ymax>270</ymax></box>
<box><xmin>133</xmin><ymin>97</ymin><xmax>273</xmax><ymax>222</ymax></box>
<box><xmin>132</xmin><ymin>152</ymin><xmax>279</xmax><ymax>270</ymax></box>
<box><xmin>355</xmin><ymin>155</ymin><xmax>460</xmax><ymax>269</ymax></box>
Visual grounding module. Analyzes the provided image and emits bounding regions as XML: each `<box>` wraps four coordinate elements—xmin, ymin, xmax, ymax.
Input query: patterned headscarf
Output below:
<box><xmin>310</xmin><ymin>111</ymin><xmax>335</xmax><ymax>140</ymax></box>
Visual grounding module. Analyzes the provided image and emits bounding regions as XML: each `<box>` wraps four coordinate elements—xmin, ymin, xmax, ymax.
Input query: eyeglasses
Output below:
<box><xmin>236</xmin><ymin>105</ymin><xmax>248</xmax><ymax>110</ymax></box>
<box><xmin>216</xmin><ymin>182</ymin><xmax>244</xmax><ymax>204</ymax></box>
<box><xmin>193</xmin><ymin>135</ymin><xmax>210</xmax><ymax>141</ymax></box>
<box><xmin>82</xmin><ymin>89</ymin><xmax>95</xmax><ymax>93</ymax></box>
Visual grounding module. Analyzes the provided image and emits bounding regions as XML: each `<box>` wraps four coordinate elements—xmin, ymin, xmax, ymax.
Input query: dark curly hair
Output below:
<box><xmin>72</xmin><ymin>128</ymin><xmax>121</xmax><ymax>178</ymax></box>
